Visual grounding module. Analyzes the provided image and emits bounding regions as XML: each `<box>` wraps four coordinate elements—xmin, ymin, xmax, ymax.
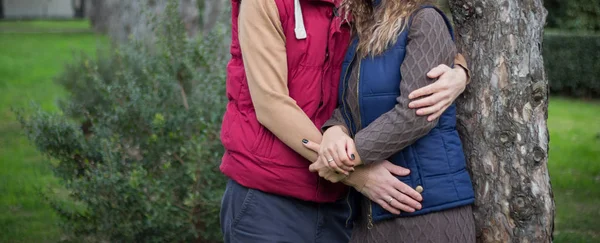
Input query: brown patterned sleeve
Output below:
<box><xmin>354</xmin><ymin>8</ymin><xmax>457</xmax><ymax>164</ymax></box>
<box><xmin>322</xmin><ymin>108</ymin><xmax>349</xmax><ymax>133</ymax></box>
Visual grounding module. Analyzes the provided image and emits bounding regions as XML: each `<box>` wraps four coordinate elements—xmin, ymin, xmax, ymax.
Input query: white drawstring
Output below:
<box><xmin>294</xmin><ymin>0</ymin><xmax>307</xmax><ymax>39</ymax></box>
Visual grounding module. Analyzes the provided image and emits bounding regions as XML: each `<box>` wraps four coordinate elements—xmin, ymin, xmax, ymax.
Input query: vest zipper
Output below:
<box><xmin>354</xmin><ymin>60</ymin><xmax>372</xmax><ymax>229</ymax></box>
<box><xmin>341</xmin><ymin>50</ymin><xmax>356</xmax><ymax>226</ymax></box>
<box><xmin>345</xmin><ymin>189</ymin><xmax>353</xmax><ymax>227</ymax></box>
<box><xmin>356</xmin><ymin>61</ymin><xmax>362</xmax><ymax>130</ymax></box>
<box><xmin>320</xmin><ymin>10</ymin><xmax>334</xmax><ymax>109</ymax></box>
<box><xmin>341</xmin><ymin>51</ymin><xmax>357</xmax><ymax>137</ymax></box>
<box><xmin>367</xmin><ymin>201</ymin><xmax>374</xmax><ymax>229</ymax></box>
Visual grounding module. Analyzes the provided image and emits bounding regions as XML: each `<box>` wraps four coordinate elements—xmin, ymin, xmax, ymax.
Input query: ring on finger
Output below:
<box><xmin>387</xmin><ymin>197</ymin><xmax>394</xmax><ymax>204</ymax></box>
<box><xmin>327</xmin><ymin>158</ymin><xmax>334</xmax><ymax>162</ymax></box>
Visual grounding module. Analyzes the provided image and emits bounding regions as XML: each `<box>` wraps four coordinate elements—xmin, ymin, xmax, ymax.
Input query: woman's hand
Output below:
<box><xmin>307</xmin><ymin>155</ymin><xmax>349</xmax><ymax>183</ymax></box>
<box><xmin>344</xmin><ymin>161</ymin><xmax>423</xmax><ymax>215</ymax></box>
<box><xmin>303</xmin><ymin>126</ymin><xmax>359</xmax><ymax>175</ymax></box>
<box><xmin>408</xmin><ymin>64</ymin><xmax>468</xmax><ymax>121</ymax></box>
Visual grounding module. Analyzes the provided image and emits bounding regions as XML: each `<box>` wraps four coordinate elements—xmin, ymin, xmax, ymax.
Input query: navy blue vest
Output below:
<box><xmin>339</xmin><ymin>6</ymin><xmax>475</xmax><ymax>224</ymax></box>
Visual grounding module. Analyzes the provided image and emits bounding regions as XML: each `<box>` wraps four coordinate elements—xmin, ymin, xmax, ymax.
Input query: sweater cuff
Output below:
<box><xmin>321</xmin><ymin>120</ymin><xmax>348</xmax><ymax>133</ymax></box>
<box><xmin>454</xmin><ymin>53</ymin><xmax>471</xmax><ymax>84</ymax></box>
<box><xmin>343</xmin><ymin>166</ymin><xmax>370</xmax><ymax>192</ymax></box>
<box><xmin>354</xmin><ymin>138</ymin><xmax>377</xmax><ymax>165</ymax></box>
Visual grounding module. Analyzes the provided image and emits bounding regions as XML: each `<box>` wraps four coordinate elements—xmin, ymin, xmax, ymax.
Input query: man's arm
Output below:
<box><xmin>407</xmin><ymin>54</ymin><xmax>470</xmax><ymax>121</ymax></box>
<box><xmin>239</xmin><ymin>0</ymin><xmax>321</xmax><ymax>162</ymax></box>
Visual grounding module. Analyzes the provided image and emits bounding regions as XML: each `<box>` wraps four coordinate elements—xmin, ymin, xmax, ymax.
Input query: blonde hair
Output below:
<box><xmin>341</xmin><ymin>0</ymin><xmax>434</xmax><ymax>57</ymax></box>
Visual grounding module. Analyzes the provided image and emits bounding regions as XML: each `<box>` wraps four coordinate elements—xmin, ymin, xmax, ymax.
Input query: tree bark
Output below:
<box><xmin>88</xmin><ymin>0</ymin><xmax>199</xmax><ymax>42</ymax></box>
<box><xmin>448</xmin><ymin>1</ymin><xmax>554</xmax><ymax>242</ymax></box>
<box><xmin>201</xmin><ymin>0</ymin><xmax>226</xmax><ymax>35</ymax></box>
<box><xmin>0</xmin><ymin>0</ymin><xmax>4</xmax><ymax>19</ymax></box>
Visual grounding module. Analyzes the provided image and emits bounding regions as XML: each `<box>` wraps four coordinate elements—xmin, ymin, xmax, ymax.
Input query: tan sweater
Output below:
<box><xmin>238</xmin><ymin>0</ymin><xmax>470</xmax><ymax>167</ymax></box>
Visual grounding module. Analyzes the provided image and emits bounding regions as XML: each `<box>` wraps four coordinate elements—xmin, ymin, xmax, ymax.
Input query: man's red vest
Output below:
<box><xmin>220</xmin><ymin>0</ymin><xmax>351</xmax><ymax>202</ymax></box>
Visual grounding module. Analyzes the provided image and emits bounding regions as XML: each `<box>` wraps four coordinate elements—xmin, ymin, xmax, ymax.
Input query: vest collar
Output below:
<box><xmin>295</xmin><ymin>0</ymin><xmax>340</xmax><ymax>40</ymax></box>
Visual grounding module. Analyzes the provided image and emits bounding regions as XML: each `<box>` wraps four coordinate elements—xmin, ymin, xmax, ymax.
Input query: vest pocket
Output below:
<box><xmin>250</xmin><ymin>125</ymin><xmax>277</xmax><ymax>158</ymax></box>
<box><xmin>412</xmin><ymin>131</ymin><xmax>452</xmax><ymax>177</ymax></box>
<box><xmin>408</xmin><ymin>146</ymin><xmax>425</xmax><ymax>190</ymax></box>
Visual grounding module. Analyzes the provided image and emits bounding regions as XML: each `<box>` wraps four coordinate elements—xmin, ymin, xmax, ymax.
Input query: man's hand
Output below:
<box><xmin>408</xmin><ymin>64</ymin><xmax>468</xmax><ymax>121</ymax></box>
<box><xmin>344</xmin><ymin>161</ymin><xmax>423</xmax><ymax>215</ymax></box>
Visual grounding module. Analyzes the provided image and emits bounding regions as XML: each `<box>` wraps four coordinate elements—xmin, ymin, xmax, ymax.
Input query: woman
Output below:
<box><xmin>305</xmin><ymin>0</ymin><xmax>476</xmax><ymax>242</ymax></box>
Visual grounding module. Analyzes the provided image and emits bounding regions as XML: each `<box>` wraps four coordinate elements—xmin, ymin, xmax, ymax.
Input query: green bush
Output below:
<box><xmin>544</xmin><ymin>0</ymin><xmax>600</xmax><ymax>31</ymax></box>
<box><xmin>544</xmin><ymin>32</ymin><xmax>600</xmax><ymax>98</ymax></box>
<box><xmin>16</xmin><ymin>2</ymin><xmax>228</xmax><ymax>242</ymax></box>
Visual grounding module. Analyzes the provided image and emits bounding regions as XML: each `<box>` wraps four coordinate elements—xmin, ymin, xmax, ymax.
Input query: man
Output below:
<box><xmin>219</xmin><ymin>0</ymin><xmax>470</xmax><ymax>242</ymax></box>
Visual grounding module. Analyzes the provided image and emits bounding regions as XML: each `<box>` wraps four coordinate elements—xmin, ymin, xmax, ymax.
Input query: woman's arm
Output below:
<box><xmin>353</xmin><ymin>8</ymin><xmax>457</xmax><ymax>164</ymax></box>
<box><xmin>239</xmin><ymin>0</ymin><xmax>321</xmax><ymax>163</ymax></box>
<box><xmin>321</xmin><ymin>108</ymin><xmax>349</xmax><ymax>133</ymax></box>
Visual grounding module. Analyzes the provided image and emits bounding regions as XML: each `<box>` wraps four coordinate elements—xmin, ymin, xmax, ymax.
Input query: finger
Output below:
<box><xmin>388</xmin><ymin>197</ymin><xmax>418</xmax><ymax>213</ymax></box>
<box><xmin>323</xmin><ymin>148</ymin><xmax>344</xmax><ymax>174</ymax></box>
<box><xmin>390</xmin><ymin>199</ymin><xmax>418</xmax><ymax>213</ymax></box>
<box><xmin>383</xmin><ymin>162</ymin><xmax>411</xmax><ymax>177</ymax></box>
<box><xmin>393</xmin><ymin>180</ymin><xmax>423</xmax><ymax>202</ymax></box>
<box><xmin>336</xmin><ymin>162</ymin><xmax>354</xmax><ymax>173</ymax></box>
<box><xmin>335</xmin><ymin>141</ymin><xmax>354</xmax><ymax>169</ymax></box>
<box><xmin>427</xmin><ymin>107</ymin><xmax>446</xmax><ymax>122</ymax></box>
<box><xmin>408</xmin><ymin>92</ymin><xmax>444</xmax><ymax>109</ymax></box>
<box><xmin>309</xmin><ymin>158</ymin><xmax>325</xmax><ymax>172</ymax></box>
<box><xmin>319</xmin><ymin>153</ymin><xmax>332</xmax><ymax>169</ymax></box>
<box><xmin>328</xmin><ymin>146</ymin><xmax>350</xmax><ymax>175</ymax></box>
<box><xmin>345</xmin><ymin>139</ymin><xmax>358</xmax><ymax>165</ymax></box>
<box><xmin>375</xmin><ymin>199</ymin><xmax>401</xmax><ymax>215</ymax></box>
<box><xmin>309</xmin><ymin>163</ymin><xmax>317</xmax><ymax>172</ymax></box>
<box><xmin>302</xmin><ymin>139</ymin><xmax>321</xmax><ymax>153</ymax></box>
<box><xmin>416</xmin><ymin>102</ymin><xmax>444</xmax><ymax>116</ymax></box>
<box><xmin>387</xmin><ymin>187</ymin><xmax>421</xmax><ymax>211</ymax></box>
<box><xmin>318</xmin><ymin>168</ymin><xmax>330</xmax><ymax>178</ymax></box>
<box><xmin>426</xmin><ymin>64</ymin><xmax>451</xmax><ymax>79</ymax></box>
<box><xmin>408</xmin><ymin>82</ymin><xmax>440</xmax><ymax>100</ymax></box>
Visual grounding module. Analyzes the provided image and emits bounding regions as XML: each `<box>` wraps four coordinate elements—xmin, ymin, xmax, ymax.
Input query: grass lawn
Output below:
<box><xmin>0</xmin><ymin>20</ymin><xmax>106</xmax><ymax>243</ymax></box>
<box><xmin>0</xmin><ymin>20</ymin><xmax>598</xmax><ymax>242</ymax></box>
<box><xmin>548</xmin><ymin>98</ymin><xmax>600</xmax><ymax>242</ymax></box>
<box><xmin>0</xmin><ymin>20</ymin><xmax>92</xmax><ymax>33</ymax></box>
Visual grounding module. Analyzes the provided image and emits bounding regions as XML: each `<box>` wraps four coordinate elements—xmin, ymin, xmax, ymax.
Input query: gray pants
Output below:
<box><xmin>220</xmin><ymin>179</ymin><xmax>352</xmax><ymax>243</ymax></box>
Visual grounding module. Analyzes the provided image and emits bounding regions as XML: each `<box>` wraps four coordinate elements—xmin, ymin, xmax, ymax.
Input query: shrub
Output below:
<box><xmin>544</xmin><ymin>32</ymin><xmax>600</xmax><ymax>98</ymax></box>
<box><xmin>544</xmin><ymin>0</ymin><xmax>600</xmax><ymax>32</ymax></box>
<box><xmin>16</xmin><ymin>2</ymin><xmax>228</xmax><ymax>242</ymax></box>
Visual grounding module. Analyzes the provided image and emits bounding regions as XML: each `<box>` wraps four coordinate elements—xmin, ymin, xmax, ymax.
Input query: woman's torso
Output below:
<box><xmin>339</xmin><ymin>6</ymin><xmax>475</xmax><ymax>224</ymax></box>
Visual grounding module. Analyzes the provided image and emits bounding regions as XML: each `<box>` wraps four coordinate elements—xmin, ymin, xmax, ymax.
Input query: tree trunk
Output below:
<box><xmin>73</xmin><ymin>0</ymin><xmax>86</xmax><ymax>18</ymax></box>
<box><xmin>88</xmin><ymin>0</ymin><xmax>199</xmax><ymax>42</ymax></box>
<box><xmin>201</xmin><ymin>0</ymin><xmax>226</xmax><ymax>35</ymax></box>
<box><xmin>0</xmin><ymin>0</ymin><xmax>4</xmax><ymax>19</ymax></box>
<box><xmin>448</xmin><ymin>1</ymin><xmax>554</xmax><ymax>242</ymax></box>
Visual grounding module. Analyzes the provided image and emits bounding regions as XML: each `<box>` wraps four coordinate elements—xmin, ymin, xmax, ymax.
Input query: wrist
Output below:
<box><xmin>342</xmin><ymin>167</ymin><xmax>369</xmax><ymax>192</ymax></box>
<box><xmin>454</xmin><ymin>64</ymin><xmax>470</xmax><ymax>84</ymax></box>
<box><xmin>332</xmin><ymin>125</ymin><xmax>349</xmax><ymax>135</ymax></box>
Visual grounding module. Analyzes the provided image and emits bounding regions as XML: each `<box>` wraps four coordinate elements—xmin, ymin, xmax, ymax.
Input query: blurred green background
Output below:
<box><xmin>1</xmin><ymin>0</ymin><xmax>599</xmax><ymax>242</ymax></box>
